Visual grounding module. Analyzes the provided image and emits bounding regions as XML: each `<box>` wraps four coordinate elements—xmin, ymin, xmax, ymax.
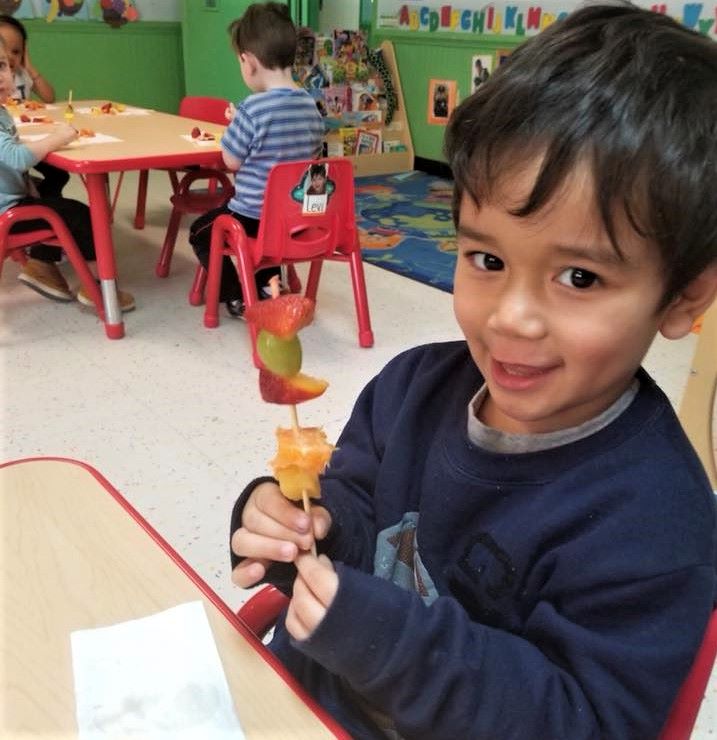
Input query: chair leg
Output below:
<box><xmin>203</xmin><ymin>231</ymin><xmax>225</xmax><ymax>329</ymax></box>
<box><xmin>134</xmin><ymin>170</ymin><xmax>149</xmax><ymax>230</ymax></box>
<box><xmin>348</xmin><ymin>250</ymin><xmax>374</xmax><ymax>348</ymax></box>
<box><xmin>189</xmin><ymin>266</ymin><xmax>207</xmax><ymax>306</ymax></box>
<box><xmin>155</xmin><ymin>206</ymin><xmax>183</xmax><ymax>278</ymax></box>
<box><xmin>305</xmin><ymin>260</ymin><xmax>323</xmax><ymax>302</ymax></box>
<box><xmin>286</xmin><ymin>264</ymin><xmax>302</xmax><ymax>293</ymax></box>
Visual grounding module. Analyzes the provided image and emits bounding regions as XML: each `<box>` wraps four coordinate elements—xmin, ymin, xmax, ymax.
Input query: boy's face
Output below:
<box><xmin>0</xmin><ymin>26</ymin><xmax>23</xmax><ymax>72</ymax></box>
<box><xmin>453</xmin><ymin>158</ymin><xmax>670</xmax><ymax>434</ymax></box>
<box><xmin>311</xmin><ymin>172</ymin><xmax>326</xmax><ymax>189</ymax></box>
<box><xmin>0</xmin><ymin>51</ymin><xmax>14</xmax><ymax>100</ymax></box>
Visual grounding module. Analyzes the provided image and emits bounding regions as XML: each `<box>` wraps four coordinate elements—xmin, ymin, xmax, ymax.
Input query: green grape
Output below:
<box><xmin>257</xmin><ymin>330</ymin><xmax>302</xmax><ymax>377</ymax></box>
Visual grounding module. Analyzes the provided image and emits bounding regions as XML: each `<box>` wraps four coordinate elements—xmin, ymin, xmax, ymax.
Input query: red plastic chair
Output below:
<box><xmin>133</xmin><ymin>95</ymin><xmax>231</xmax><ymax>234</ymax></box>
<box><xmin>0</xmin><ymin>204</ymin><xmax>104</xmax><ymax>320</ymax></box>
<box><xmin>191</xmin><ymin>157</ymin><xmax>374</xmax><ymax>363</ymax></box>
<box><xmin>239</xmin><ymin>587</ymin><xmax>717</xmax><ymax>738</ymax></box>
<box><xmin>237</xmin><ymin>585</ymin><xmax>290</xmax><ymax>641</ymax></box>
<box><xmin>659</xmin><ymin>608</ymin><xmax>717</xmax><ymax>739</ymax></box>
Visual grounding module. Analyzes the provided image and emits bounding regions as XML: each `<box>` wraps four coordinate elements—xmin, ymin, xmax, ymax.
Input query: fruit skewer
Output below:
<box><xmin>245</xmin><ymin>277</ymin><xmax>333</xmax><ymax>556</ymax></box>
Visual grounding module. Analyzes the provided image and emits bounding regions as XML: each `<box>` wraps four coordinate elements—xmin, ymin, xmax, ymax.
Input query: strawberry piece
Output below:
<box><xmin>244</xmin><ymin>295</ymin><xmax>315</xmax><ymax>338</ymax></box>
<box><xmin>259</xmin><ymin>368</ymin><xmax>328</xmax><ymax>404</ymax></box>
<box><xmin>19</xmin><ymin>114</ymin><xmax>30</xmax><ymax>122</ymax></box>
<box><xmin>190</xmin><ymin>126</ymin><xmax>201</xmax><ymax>139</ymax></box>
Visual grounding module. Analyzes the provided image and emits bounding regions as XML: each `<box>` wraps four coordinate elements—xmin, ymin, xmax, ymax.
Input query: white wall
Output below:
<box><xmin>319</xmin><ymin>0</ymin><xmax>360</xmax><ymax>32</ymax></box>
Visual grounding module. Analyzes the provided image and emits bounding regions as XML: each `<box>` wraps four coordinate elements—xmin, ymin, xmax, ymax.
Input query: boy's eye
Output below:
<box><xmin>556</xmin><ymin>267</ymin><xmax>598</xmax><ymax>289</ymax></box>
<box><xmin>472</xmin><ymin>251</ymin><xmax>504</xmax><ymax>271</ymax></box>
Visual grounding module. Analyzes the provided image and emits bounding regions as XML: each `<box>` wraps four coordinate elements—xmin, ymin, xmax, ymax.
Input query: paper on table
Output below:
<box><xmin>180</xmin><ymin>134</ymin><xmax>220</xmax><ymax>147</ymax></box>
<box><xmin>71</xmin><ymin>601</ymin><xmax>245</xmax><ymax>740</ymax></box>
<box><xmin>76</xmin><ymin>106</ymin><xmax>152</xmax><ymax>116</ymax></box>
<box><xmin>68</xmin><ymin>132</ymin><xmax>123</xmax><ymax>147</ymax></box>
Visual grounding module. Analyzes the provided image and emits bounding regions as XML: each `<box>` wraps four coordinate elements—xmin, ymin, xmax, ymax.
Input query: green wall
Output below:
<box><xmin>182</xmin><ymin>0</ymin><xmax>252</xmax><ymax>102</ymax></box>
<box><xmin>182</xmin><ymin>1</ymin><xmax>321</xmax><ymax>103</ymax></box>
<box><xmin>372</xmin><ymin>30</ymin><xmax>522</xmax><ymax>162</ymax></box>
<box><xmin>22</xmin><ymin>20</ymin><xmax>183</xmax><ymax>113</ymax></box>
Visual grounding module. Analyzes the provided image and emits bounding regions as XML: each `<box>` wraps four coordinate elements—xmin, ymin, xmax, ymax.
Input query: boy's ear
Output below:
<box><xmin>659</xmin><ymin>263</ymin><xmax>717</xmax><ymax>339</ymax></box>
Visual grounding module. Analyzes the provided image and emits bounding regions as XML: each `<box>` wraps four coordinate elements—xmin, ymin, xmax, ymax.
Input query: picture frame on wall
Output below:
<box><xmin>427</xmin><ymin>79</ymin><xmax>457</xmax><ymax>125</ymax></box>
<box><xmin>471</xmin><ymin>54</ymin><xmax>493</xmax><ymax>94</ymax></box>
<box><xmin>495</xmin><ymin>48</ymin><xmax>513</xmax><ymax>67</ymax></box>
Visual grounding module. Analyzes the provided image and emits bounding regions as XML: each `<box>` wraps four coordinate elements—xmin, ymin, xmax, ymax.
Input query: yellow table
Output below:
<box><xmin>0</xmin><ymin>457</ymin><xmax>344</xmax><ymax>738</ymax></box>
<box><xmin>19</xmin><ymin>100</ymin><xmax>227</xmax><ymax>339</ymax></box>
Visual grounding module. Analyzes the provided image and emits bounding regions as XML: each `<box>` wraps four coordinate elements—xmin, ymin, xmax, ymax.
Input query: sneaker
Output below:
<box><xmin>260</xmin><ymin>280</ymin><xmax>288</xmax><ymax>298</ymax></box>
<box><xmin>225</xmin><ymin>298</ymin><xmax>246</xmax><ymax>319</ymax></box>
<box><xmin>77</xmin><ymin>284</ymin><xmax>135</xmax><ymax>313</ymax></box>
<box><xmin>18</xmin><ymin>258</ymin><xmax>74</xmax><ymax>302</ymax></box>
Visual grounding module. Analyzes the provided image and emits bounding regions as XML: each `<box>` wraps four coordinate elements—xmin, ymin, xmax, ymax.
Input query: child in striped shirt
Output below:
<box><xmin>189</xmin><ymin>2</ymin><xmax>324</xmax><ymax>318</ymax></box>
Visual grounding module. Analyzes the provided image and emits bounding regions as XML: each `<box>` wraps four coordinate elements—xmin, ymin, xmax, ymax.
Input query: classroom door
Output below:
<box><xmin>286</xmin><ymin>0</ymin><xmax>321</xmax><ymax>30</ymax></box>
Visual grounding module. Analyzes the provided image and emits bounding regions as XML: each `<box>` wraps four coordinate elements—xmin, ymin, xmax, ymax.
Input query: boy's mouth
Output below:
<box><xmin>490</xmin><ymin>358</ymin><xmax>558</xmax><ymax>389</ymax></box>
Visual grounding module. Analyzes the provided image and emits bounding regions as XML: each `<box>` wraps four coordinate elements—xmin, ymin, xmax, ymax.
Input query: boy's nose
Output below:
<box><xmin>487</xmin><ymin>287</ymin><xmax>547</xmax><ymax>339</ymax></box>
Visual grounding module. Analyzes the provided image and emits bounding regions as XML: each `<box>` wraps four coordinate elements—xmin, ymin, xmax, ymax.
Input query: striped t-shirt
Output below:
<box><xmin>222</xmin><ymin>87</ymin><xmax>325</xmax><ymax>219</ymax></box>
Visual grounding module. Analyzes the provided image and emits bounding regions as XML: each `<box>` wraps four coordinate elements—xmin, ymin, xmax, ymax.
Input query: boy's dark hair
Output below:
<box><xmin>0</xmin><ymin>14</ymin><xmax>27</xmax><ymax>44</ymax></box>
<box><xmin>310</xmin><ymin>163</ymin><xmax>327</xmax><ymax>178</ymax></box>
<box><xmin>228</xmin><ymin>2</ymin><xmax>296</xmax><ymax>70</ymax></box>
<box><xmin>445</xmin><ymin>2</ymin><xmax>717</xmax><ymax>306</ymax></box>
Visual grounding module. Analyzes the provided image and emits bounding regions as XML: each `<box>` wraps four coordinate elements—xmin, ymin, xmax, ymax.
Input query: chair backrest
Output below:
<box><xmin>178</xmin><ymin>95</ymin><xmax>229</xmax><ymax>126</ymax></box>
<box><xmin>253</xmin><ymin>158</ymin><xmax>358</xmax><ymax>266</ymax></box>
<box><xmin>659</xmin><ymin>608</ymin><xmax>717</xmax><ymax>739</ymax></box>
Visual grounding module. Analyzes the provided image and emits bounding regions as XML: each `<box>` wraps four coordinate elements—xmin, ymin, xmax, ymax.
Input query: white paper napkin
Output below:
<box><xmin>70</xmin><ymin>601</ymin><xmax>245</xmax><ymax>739</ymax></box>
<box><xmin>180</xmin><ymin>134</ymin><xmax>220</xmax><ymax>147</ymax></box>
<box><xmin>76</xmin><ymin>106</ymin><xmax>152</xmax><ymax>116</ymax></box>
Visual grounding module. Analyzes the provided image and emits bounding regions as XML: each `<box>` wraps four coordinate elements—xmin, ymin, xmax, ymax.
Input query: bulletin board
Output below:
<box><xmin>6</xmin><ymin>0</ymin><xmax>180</xmax><ymax>23</ymax></box>
<box><xmin>375</xmin><ymin>1</ymin><xmax>717</xmax><ymax>39</ymax></box>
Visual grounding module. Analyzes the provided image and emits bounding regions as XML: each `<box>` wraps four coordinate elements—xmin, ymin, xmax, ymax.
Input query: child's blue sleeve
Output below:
<box><xmin>0</xmin><ymin>128</ymin><xmax>40</xmax><ymax>171</ymax></box>
<box><xmin>220</xmin><ymin>104</ymin><xmax>253</xmax><ymax>163</ymax></box>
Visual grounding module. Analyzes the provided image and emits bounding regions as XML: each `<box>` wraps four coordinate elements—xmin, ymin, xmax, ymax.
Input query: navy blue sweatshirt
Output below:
<box><xmin>230</xmin><ymin>342</ymin><xmax>717</xmax><ymax>739</ymax></box>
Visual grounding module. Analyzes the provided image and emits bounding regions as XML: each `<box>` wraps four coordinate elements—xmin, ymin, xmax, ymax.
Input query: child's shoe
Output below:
<box><xmin>77</xmin><ymin>284</ymin><xmax>135</xmax><ymax>313</ymax></box>
<box><xmin>225</xmin><ymin>298</ymin><xmax>246</xmax><ymax>319</ymax></box>
<box><xmin>17</xmin><ymin>258</ymin><xmax>73</xmax><ymax>302</ymax></box>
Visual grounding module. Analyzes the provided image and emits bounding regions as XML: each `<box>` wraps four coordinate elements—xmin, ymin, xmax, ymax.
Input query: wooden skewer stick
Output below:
<box><xmin>273</xmin><ymin>276</ymin><xmax>318</xmax><ymax>557</ymax></box>
<box><xmin>289</xmin><ymin>402</ymin><xmax>317</xmax><ymax>557</ymax></box>
<box><xmin>68</xmin><ymin>89</ymin><xmax>72</xmax><ymax>106</ymax></box>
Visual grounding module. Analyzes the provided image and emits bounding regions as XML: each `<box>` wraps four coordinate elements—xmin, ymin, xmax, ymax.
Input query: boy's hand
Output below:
<box><xmin>224</xmin><ymin>102</ymin><xmax>236</xmax><ymax>121</ymax></box>
<box><xmin>230</xmin><ymin>480</ymin><xmax>331</xmax><ymax>588</ymax></box>
<box><xmin>285</xmin><ymin>553</ymin><xmax>338</xmax><ymax>641</ymax></box>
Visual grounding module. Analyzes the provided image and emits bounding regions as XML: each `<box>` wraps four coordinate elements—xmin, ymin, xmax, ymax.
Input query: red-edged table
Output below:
<box><xmin>29</xmin><ymin>101</ymin><xmax>226</xmax><ymax>339</ymax></box>
<box><xmin>0</xmin><ymin>457</ymin><xmax>349</xmax><ymax>738</ymax></box>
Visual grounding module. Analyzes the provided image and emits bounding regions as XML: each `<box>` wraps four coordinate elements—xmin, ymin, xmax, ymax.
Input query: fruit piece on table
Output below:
<box><xmin>259</xmin><ymin>368</ymin><xmax>328</xmax><ymax>404</ymax></box>
<box><xmin>244</xmin><ymin>295</ymin><xmax>315</xmax><ymax>338</ymax></box>
<box><xmin>190</xmin><ymin>126</ymin><xmax>201</xmax><ymax>138</ymax></box>
<box><xmin>270</xmin><ymin>426</ymin><xmax>335</xmax><ymax>499</ymax></box>
<box><xmin>256</xmin><ymin>329</ymin><xmax>302</xmax><ymax>377</ymax></box>
<box><xmin>19</xmin><ymin>114</ymin><xmax>30</xmax><ymax>122</ymax></box>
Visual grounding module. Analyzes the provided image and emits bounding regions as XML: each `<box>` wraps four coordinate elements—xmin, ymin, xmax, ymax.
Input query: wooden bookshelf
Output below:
<box><xmin>326</xmin><ymin>40</ymin><xmax>414</xmax><ymax>177</ymax></box>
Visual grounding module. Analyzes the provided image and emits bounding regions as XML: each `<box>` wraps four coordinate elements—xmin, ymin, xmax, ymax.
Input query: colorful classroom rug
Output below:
<box><xmin>355</xmin><ymin>171</ymin><xmax>456</xmax><ymax>293</ymax></box>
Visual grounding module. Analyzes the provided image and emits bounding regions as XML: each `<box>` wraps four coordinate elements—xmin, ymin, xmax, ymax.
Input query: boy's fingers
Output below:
<box><xmin>231</xmin><ymin>558</ymin><xmax>268</xmax><ymax>588</ymax></box>
<box><xmin>311</xmin><ymin>506</ymin><xmax>332</xmax><ymax>540</ymax></box>
<box><xmin>253</xmin><ymin>485</ymin><xmax>312</xmax><ymax>534</ymax></box>
<box><xmin>241</xmin><ymin>504</ymin><xmax>313</xmax><ymax>550</ymax></box>
<box><xmin>231</xmin><ymin>528</ymin><xmax>298</xmax><ymax>563</ymax></box>
<box><xmin>294</xmin><ymin>552</ymin><xmax>338</xmax><ymax>607</ymax></box>
<box><xmin>287</xmin><ymin>572</ymin><xmax>325</xmax><ymax>640</ymax></box>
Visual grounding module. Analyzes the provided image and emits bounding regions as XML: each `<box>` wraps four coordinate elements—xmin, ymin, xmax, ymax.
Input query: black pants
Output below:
<box><xmin>12</xmin><ymin>195</ymin><xmax>96</xmax><ymax>263</ymax></box>
<box><xmin>189</xmin><ymin>205</ymin><xmax>280</xmax><ymax>303</ymax></box>
<box><xmin>33</xmin><ymin>161</ymin><xmax>70</xmax><ymax>198</ymax></box>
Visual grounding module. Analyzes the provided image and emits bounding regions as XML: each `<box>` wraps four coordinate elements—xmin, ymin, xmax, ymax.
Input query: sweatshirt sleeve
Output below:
<box><xmin>293</xmin><ymin>560</ymin><xmax>713</xmax><ymax>740</ymax></box>
<box><xmin>0</xmin><ymin>127</ymin><xmax>40</xmax><ymax>170</ymax></box>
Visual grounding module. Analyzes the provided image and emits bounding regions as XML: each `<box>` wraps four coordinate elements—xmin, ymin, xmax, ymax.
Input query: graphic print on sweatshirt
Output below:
<box><xmin>373</xmin><ymin>512</ymin><xmax>438</xmax><ymax>604</ymax></box>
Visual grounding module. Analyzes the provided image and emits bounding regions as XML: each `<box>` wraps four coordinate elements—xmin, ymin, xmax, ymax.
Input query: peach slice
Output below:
<box><xmin>259</xmin><ymin>368</ymin><xmax>328</xmax><ymax>405</ymax></box>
